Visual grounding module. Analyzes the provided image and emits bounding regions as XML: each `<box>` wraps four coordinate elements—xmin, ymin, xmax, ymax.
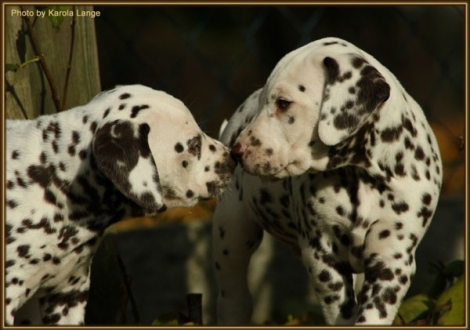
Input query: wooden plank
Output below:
<box><xmin>5</xmin><ymin>5</ymin><xmax>101</xmax><ymax>119</ymax></box>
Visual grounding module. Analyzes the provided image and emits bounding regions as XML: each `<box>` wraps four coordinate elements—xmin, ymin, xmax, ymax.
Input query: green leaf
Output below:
<box><xmin>428</xmin><ymin>260</ymin><xmax>465</xmax><ymax>299</ymax></box>
<box><xmin>392</xmin><ymin>293</ymin><xmax>435</xmax><ymax>325</ymax></box>
<box><xmin>435</xmin><ymin>276</ymin><xmax>465</xmax><ymax>325</ymax></box>
<box><xmin>45</xmin><ymin>6</ymin><xmax>72</xmax><ymax>32</ymax></box>
<box><xmin>5</xmin><ymin>63</ymin><xmax>18</xmax><ymax>72</ymax></box>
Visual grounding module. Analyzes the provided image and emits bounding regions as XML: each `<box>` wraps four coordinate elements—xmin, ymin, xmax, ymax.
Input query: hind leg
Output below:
<box><xmin>213</xmin><ymin>182</ymin><xmax>263</xmax><ymax>325</ymax></box>
<box><xmin>298</xmin><ymin>235</ymin><xmax>358</xmax><ymax>325</ymax></box>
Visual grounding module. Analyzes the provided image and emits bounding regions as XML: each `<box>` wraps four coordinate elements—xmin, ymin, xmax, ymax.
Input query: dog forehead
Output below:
<box><xmin>263</xmin><ymin>54</ymin><xmax>326</xmax><ymax>101</ymax></box>
<box><xmin>266</xmin><ymin>40</ymin><xmax>353</xmax><ymax>83</ymax></box>
<box><xmin>137</xmin><ymin>94</ymin><xmax>196</xmax><ymax>127</ymax></box>
<box><xmin>118</xmin><ymin>85</ymin><xmax>192</xmax><ymax>114</ymax></box>
<box><xmin>144</xmin><ymin>91</ymin><xmax>191</xmax><ymax>117</ymax></box>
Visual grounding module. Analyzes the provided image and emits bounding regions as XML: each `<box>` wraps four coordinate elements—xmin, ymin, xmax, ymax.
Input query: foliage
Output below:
<box><xmin>6</xmin><ymin>5</ymin><xmax>77</xmax><ymax>113</ymax></box>
<box><xmin>271</xmin><ymin>260</ymin><xmax>464</xmax><ymax>326</ymax></box>
<box><xmin>393</xmin><ymin>260</ymin><xmax>465</xmax><ymax>326</ymax></box>
<box><xmin>254</xmin><ymin>260</ymin><xmax>465</xmax><ymax>326</ymax></box>
<box><xmin>45</xmin><ymin>5</ymin><xmax>72</xmax><ymax>31</ymax></box>
<box><xmin>5</xmin><ymin>57</ymin><xmax>39</xmax><ymax>73</ymax></box>
<box><xmin>5</xmin><ymin>5</ymin><xmax>70</xmax><ymax>74</ymax></box>
<box><xmin>144</xmin><ymin>260</ymin><xmax>465</xmax><ymax>326</ymax></box>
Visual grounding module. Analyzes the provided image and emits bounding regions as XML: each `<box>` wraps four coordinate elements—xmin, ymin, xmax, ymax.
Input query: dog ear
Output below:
<box><xmin>318</xmin><ymin>55</ymin><xmax>390</xmax><ymax>146</ymax></box>
<box><xmin>92</xmin><ymin>120</ymin><xmax>166</xmax><ymax>213</ymax></box>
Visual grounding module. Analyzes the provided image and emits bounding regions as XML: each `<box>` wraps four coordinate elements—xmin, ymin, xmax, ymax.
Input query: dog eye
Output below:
<box><xmin>276</xmin><ymin>98</ymin><xmax>291</xmax><ymax>111</ymax></box>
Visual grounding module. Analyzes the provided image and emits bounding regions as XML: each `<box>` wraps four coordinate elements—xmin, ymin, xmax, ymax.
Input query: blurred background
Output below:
<box><xmin>5</xmin><ymin>4</ymin><xmax>465</xmax><ymax>326</ymax></box>
<box><xmin>94</xmin><ymin>5</ymin><xmax>465</xmax><ymax>195</ymax></box>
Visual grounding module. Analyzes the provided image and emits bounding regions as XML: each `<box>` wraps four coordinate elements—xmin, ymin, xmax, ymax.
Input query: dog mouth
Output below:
<box><xmin>238</xmin><ymin>161</ymin><xmax>289</xmax><ymax>180</ymax></box>
<box><xmin>202</xmin><ymin>156</ymin><xmax>236</xmax><ymax>198</ymax></box>
<box><xmin>238</xmin><ymin>156</ymin><xmax>307</xmax><ymax>179</ymax></box>
<box><xmin>215</xmin><ymin>155</ymin><xmax>237</xmax><ymax>175</ymax></box>
<box><xmin>206</xmin><ymin>176</ymin><xmax>233</xmax><ymax>197</ymax></box>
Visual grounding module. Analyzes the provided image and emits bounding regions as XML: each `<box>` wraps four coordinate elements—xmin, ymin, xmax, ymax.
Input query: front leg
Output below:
<box><xmin>212</xmin><ymin>186</ymin><xmax>263</xmax><ymax>325</ymax></box>
<box><xmin>355</xmin><ymin>220</ymin><xmax>416</xmax><ymax>325</ymax></box>
<box><xmin>299</xmin><ymin>236</ymin><xmax>358</xmax><ymax>325</ymax></box>
<box><xmin>39</xmin><ymin>261</ymin><xmax>92</xmax><ymax>325</ymax></box>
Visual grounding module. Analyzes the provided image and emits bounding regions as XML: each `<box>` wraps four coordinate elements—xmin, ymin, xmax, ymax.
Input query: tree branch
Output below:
<box><xmin>62</xmin><ymin>6</ymin><xmax>76</xmax><ymax>111</ymax></box>
<box><xmin>116</xmin><ymin>252</ymin><xmax>141</xmax><ymax>324</ymax></box>
<box><xmin>20</xmin><ymin>5</ymin><xmax>62</xmax><ymax>112</ymax></box>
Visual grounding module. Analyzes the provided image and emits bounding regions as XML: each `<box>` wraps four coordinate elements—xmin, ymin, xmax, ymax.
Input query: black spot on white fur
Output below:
<box><xmin>6</xmin><ymin>85</ymin><xmax>235</xmax><ymax>325</ymax></box>
<box><xmin>214</xmin><ymin>38</ymin><xmax>442</xmax><ymax>326</ymax></box>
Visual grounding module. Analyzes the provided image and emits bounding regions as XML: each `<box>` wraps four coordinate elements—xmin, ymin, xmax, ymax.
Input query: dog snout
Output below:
<box><xmin>222</xmin><ymin>149</ymin><xmax>237</xmax><ymax>173</ymax></box>
<box><xmin>230</xmin><ymin>142</ymin><xmax>244</xmax><ymax>164</ymax></box>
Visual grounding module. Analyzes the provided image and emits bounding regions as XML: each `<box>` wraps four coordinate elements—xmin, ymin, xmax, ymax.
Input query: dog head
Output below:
<box><xmin>92</xmin><ymin>85</ymin><xmax>235</xmax><ymax>213</ymax></box>
<box><xmin>231</xmin><ymin>37</ymin><xmax>390</xmax><ymax>179</ymax></box>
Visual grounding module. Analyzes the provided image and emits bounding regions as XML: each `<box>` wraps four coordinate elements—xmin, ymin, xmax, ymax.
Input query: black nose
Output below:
<box><xmin>230</xmin><ymin>143</ymin><xmax>244</xmax><ymax>164</ymax></box>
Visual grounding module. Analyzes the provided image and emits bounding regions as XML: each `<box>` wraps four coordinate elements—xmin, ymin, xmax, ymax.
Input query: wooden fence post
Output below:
<box><xmin>5</xmin><ymin>4</ymin><xmax>101</xmax><ymax>120</ymax></box>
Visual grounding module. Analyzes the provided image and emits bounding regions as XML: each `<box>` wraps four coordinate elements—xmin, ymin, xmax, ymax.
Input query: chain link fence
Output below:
<box><xmin>94</xmin><ymin>5</ymin><xmax>465</xmax><ymax>195</ymax></box>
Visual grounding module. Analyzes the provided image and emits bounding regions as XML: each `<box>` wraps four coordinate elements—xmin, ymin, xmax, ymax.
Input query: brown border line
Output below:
<box><xmin>2</xmin><ymin>2</ymin><xmax>468</xmax><ymax>329</ymax></box>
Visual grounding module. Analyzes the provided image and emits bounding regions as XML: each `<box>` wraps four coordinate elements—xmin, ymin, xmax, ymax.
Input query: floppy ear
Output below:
<box><xmin>92</xmin><ymin>120</ymin><xmax>166</xmax><ymax>213</ymax></box>
<box><xmin>318</xmin><ymin>55</ymin><xmax>390</xmax><ymax>146</ymax></box>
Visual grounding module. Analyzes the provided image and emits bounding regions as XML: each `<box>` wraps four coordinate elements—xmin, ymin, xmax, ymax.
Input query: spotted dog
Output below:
<box><xmin>213</xmin><ymin>37</ymin><xmax>442</xmax><ymax>325</ymax></box>
<box><xmin>6</xmin><ymin>84</ymin><xmax>235</xmax><ymax>325</ymax></box>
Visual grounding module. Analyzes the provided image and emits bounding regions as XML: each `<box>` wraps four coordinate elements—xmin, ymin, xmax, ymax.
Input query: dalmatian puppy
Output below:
<box><xmin>213</xmin><ymin>37</ymin><xmax>442</xmax><ymax>325</ymax></box>
<box><xmin>5</xmin><ymin>84</ymin><xmax>235</xmax><ymax>325</ymax></box>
